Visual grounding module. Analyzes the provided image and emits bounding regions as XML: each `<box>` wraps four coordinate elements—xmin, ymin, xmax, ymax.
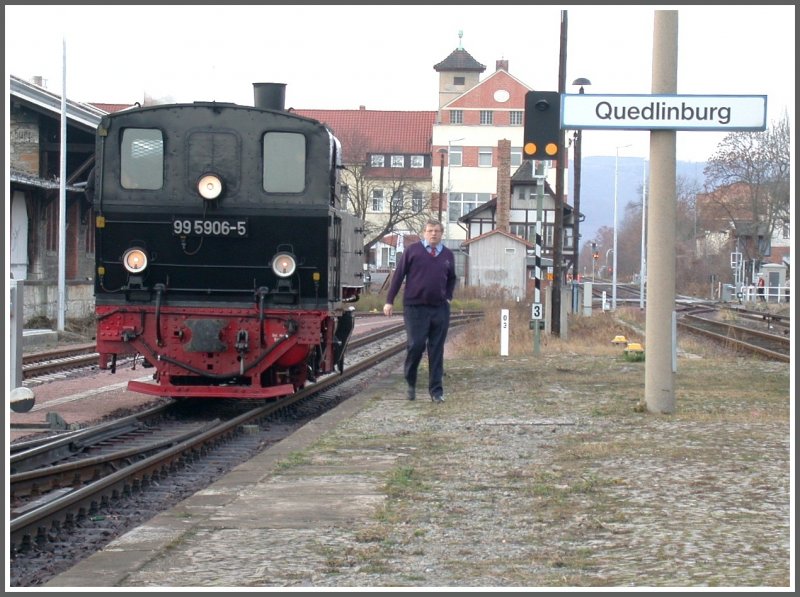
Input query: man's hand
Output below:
<box><xmin>383</xmin><ymin>303</ymin><xmax>393</xmax><ymax>317</ymax></box>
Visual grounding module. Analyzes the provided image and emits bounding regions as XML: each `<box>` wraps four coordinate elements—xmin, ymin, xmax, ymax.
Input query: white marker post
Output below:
<box><xmin>500</xmin><ymin>309</ymin><xmax>509</xmax><ymax>356</ymax></box>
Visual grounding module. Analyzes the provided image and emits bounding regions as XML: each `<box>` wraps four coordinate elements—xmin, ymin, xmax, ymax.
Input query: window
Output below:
<box><xmin>410</xmin><ymin>155</ymin><xmax>424</xmax><ymax>168</ymax></box>
<box><xmin>411</xmin><ymin>189</ymin><xmax>424</xmax><ymax>212</ymax></box>
<box><xmin>447</xmin><ymin>192</ymin><xmax>491</xmax><ymax>222</ymax></box>
<box><xmin>449</xmin><ymin>146</ymin><xmax>463</xmax><ymax>167</ymax></box>
<box><xmin>391</xmin><ymin>155</ymin><xmax>405</xmax><ymax>168</ymax></box>
<box><xmin>263</xmin><ymin>132</ymin><xmax>305</xmax><ymax>192</ymax></box>
<box><xmin>454</xmin><ymin>76</ymin><xmax>465</xmax><ymax>86</ymax></box>
<box><xmin>121</xmin><ymin>128</ymin><xmax>163</xmax><ymax>190</ymax></box>
<box><xmin>480</xmin><ymin>110</ymin><xmax>494</xmax><ymax>125</ymax></box>
<box><xmin>478</xmin><ymin>147</ymin><xmax>493</xmax><ymax>167</ymax></box>
<box><xmin>510</xmin><ymin>224</ymin><xmax>534</xmax><ymax>241</ymax></box>
<box><xmin>450</xmin><ymin>110</ymin><xmax>463</xmax><ymax>124</ymax></box>
<box><xmin>510</xmin><ymin>111</ymin><xmax>524</xmax><ymax>125</ymax></box>
<box><xmin>544</xmin><ymin>225</ymin><xmax>554</xmax><ymax>249</ymax></box>
<box><xmin>392</xmin><ymin>190</ymin><xmax>404</xmax><ymax>211</ymax></box>
<box><xmin>563</xmin><ymin>226</ymin><xmax>574</xmax><ymax>250</ymax></box>
<box><xmin>511</xmin><ymin>147</ymin><xmax>522</xmax><ymax>167</ymax></box>
<box><xmin>370</xmin><ymin>154</ymin><xmax>384</xmax><ymax>167</ymax></box>
<box><xmin>340</xmin><ymin>184</ymin><xmax>350</xmax><ymax>203</ymax></box>
<box><xmin>372</xmin><ymin>189</ymin><xmax>384</xmax><ymax>212</ymax></box>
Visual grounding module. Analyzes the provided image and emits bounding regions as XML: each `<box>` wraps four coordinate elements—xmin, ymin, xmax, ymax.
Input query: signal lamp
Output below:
<box><xmin>197</xmin><ymin>174</ymin><xmax>223</xmax><ymax>200</ymax></box>
<box><xmin>271</xmin><ymin>252</ymin><xmax>297</xmax><ymax>278</ymax></box>
<box><xmin>122</xmin><ymin>247</ymin><xmax>149</xmax><ymax>273</ymax></box>
<box><xmin>523</xmin><ymin>91</ymin><xmax>562</xmax><ymax>160</ymax></box>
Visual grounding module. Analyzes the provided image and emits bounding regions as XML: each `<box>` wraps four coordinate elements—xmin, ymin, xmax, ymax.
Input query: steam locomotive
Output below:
<box><xmin>90</xmin><ymin>83</ymin><xmax>364</xmax><ymax>400</ymax></box>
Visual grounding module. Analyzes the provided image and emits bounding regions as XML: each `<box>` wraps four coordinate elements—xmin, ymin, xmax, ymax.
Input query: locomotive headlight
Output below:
<box><xmin>197</xmin><ymin>174</ymin><xmax>223</xmax><ymax>200</ymax></box>
<box><xmin>271</xmin><ymin>252</ymin><xmax>297</xmax><ymax>278</ymax></box>
<box><xmin>122</xmin><ymin>247</ymin><xmax>149</xmax><ymax>273</ymax></box>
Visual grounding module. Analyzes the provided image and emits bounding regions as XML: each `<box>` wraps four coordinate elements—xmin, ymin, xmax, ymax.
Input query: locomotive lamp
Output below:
<box><xmin>122</xmin><ymin>247</ymin><xmax>149</xmax><ymax>273</ymax></box>
<box><xmin>197</xmin><ymin>173</ymin><xmax>223</xmax><ymax>200</ymax></box>
<box><xmin>271</xmin><ymin>253</ymin><xmax>297</xmax><ymax>277</ymax></box>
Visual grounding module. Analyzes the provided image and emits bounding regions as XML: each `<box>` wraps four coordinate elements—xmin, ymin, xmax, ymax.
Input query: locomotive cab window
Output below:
<box><xmin>263</xmin><ymin>132</ymin><xmax>305</xmax><ymax>193</ymax></box>
<box><xmin>121</xmin><ymin>128</ymin><xmax>164</xmax><ymax>190</ymax></box>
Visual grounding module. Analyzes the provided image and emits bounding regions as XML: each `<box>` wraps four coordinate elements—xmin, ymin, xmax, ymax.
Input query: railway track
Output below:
<box><xmin>678</xmin><ymin>308</ymin><xmax>790</xmax><ymax>362</ymax></box>
<box><xmin>591</xmin><ymin>283</ymin><xmax>790</xmax><ymax>362</ymax></box>
<box><xmin>9</xmin><ymin>312</ymin><xmax>481</xmax><ymax>559</ymax></box>
<box><xmin>22</xmin><ymin>344</ymin><xmax>103</xmax><ymax>379</ymax></box>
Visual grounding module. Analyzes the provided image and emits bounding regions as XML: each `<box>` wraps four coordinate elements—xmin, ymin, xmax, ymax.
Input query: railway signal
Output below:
<box><xmin>523</xmin><ymin>91</ymin><xmax>561</xmax><ymax>161</ymax></box>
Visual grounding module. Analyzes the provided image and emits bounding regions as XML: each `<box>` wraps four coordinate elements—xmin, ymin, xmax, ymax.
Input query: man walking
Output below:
<box><xmin>383</xmin><ymin>219</ymin><xmax>457</xmax><ymax>403</ymax></box>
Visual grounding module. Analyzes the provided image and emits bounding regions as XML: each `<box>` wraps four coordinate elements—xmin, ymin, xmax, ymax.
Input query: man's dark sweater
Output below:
<box><xmin>386</xmin><ymin>242</ymin><xmax>457</xmax><ymax>307</ymax></box>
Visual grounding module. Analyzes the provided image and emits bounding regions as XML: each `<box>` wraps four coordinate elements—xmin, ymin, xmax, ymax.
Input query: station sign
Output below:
<box><xmin>562</xmin><ymin>93</ymin><xmax>767</xmax><ymax>131</ymax></box>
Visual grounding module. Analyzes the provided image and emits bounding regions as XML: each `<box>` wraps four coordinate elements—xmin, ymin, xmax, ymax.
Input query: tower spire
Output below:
<box><xmin>458</xmin><ymin>30</ymin><xmax>463</xmax><ymax>49</ymax></box>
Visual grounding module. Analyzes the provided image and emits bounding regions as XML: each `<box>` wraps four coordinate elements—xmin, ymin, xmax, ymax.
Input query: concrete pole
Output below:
<box><xmin>645</xmin><ymin>10</ymin><xmax>678</xmax><ymax>414</ymax></box>
<box><xmin>58</xmin><ymin>37</ymin><xmax>67</xmax><ymax>331</ymax></box>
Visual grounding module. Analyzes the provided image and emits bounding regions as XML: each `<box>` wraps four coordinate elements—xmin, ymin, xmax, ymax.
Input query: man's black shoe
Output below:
<box><xmin>431</xmin><ymin>393</ymin><xmax>444</xmax><ymax>403</ymax></box>
<box><xmin>407</xmin><ymin>386</ymin><xmax>416</xmax><ymax>401</ymax></box>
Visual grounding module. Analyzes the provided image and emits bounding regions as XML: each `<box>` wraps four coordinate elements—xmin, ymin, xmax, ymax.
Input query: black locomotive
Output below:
<box><xmin>91</xmin><ymin>83</ymin><xmax>364</xmax><ymax>400</ymax></box>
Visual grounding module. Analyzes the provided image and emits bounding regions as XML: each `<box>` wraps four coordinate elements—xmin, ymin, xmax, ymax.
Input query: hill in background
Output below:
<box><xmin>568</xmin><ymin>156</ymin><xmax>707</xmax><ymax>251</ymax></box>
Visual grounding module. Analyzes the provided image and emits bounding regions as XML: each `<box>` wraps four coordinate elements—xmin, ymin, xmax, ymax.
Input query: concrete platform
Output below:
<box><xmin>22</xmin><ymin>329</ymin><xmax>59</xmax><ymax>349</ymax></box>
<box><xmin>46</xmin><ymin>373</ymin><xmax>401</xmax><ymax>587</ymax></box>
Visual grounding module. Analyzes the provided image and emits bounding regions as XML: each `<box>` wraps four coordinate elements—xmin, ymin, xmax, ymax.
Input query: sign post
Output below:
<box><xmin>500</xmin><ymin>309</ymin><xmax>509</xmax><ymax>357</ymax></box>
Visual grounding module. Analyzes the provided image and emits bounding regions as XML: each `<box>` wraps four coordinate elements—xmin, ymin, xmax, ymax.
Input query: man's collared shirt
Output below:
<box><xmin>423</xmin><ymin>241</ymin><xmax>440</xmax><ymax>256</ymax></box>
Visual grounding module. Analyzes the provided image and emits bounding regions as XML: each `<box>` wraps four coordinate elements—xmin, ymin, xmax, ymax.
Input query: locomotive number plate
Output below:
<box><xmin>172</xmin><ymin>218</ymin><xmax>248</xmax><ymax>237</ymax></box>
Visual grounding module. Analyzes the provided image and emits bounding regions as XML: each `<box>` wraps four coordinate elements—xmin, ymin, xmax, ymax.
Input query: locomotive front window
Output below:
<box><xmin>121</xmin><ymin>128</ymin><xmax>164</xmax><ymax>190</ymax></box>
<box><xmin>263</xmin><ymin>132</ymin><xmax>305</xmax><ymax>193</ymax></box>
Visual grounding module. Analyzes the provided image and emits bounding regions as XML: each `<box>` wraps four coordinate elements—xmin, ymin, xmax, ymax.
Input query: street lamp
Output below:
<box><xmin>437</xmin><ymin>148</ymin><xmax>447</xmax><ymax>223</ymax></box>
<box><xmin>612</xmin><ymin>144</ymin><xmax>631</xmax><ymax>311</ymax></box>
<box><xmin>571</xmin><ymin>77</ymin><xmax>591</xmax><ymax>283</ymax></box>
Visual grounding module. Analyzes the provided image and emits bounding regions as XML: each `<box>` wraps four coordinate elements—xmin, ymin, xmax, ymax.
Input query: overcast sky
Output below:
<box><xmin>5</xmin><ymin>4</ymin><xmax>795</xmax><ymax>163</ymax></box>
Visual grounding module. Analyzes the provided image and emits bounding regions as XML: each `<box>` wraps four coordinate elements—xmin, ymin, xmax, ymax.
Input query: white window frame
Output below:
<box><xmin>410</xmin><ymin>155</ymin><xmax>424</xmax><ymax>168</ymax></box>
<box><xmin>510</xmin><ymin>111</ymin><xmax>524</xmax><ymax>125</ymax></box>
<box><xmin>450</xmin><ymin>110</ymin><xmax>463</xmax><ymax>124</ymax></box>
<box><xmin>370</xmin><ymin>154</ymin><xmax>384</xmax><ymax>167</ymax></box>
<box><xmin>480</xmin><ymin>110</ymin><xmax>494</xmax><ymax>125</ymax></box>
<box><xmin>449</xmin><ymin>146</ymin><xmax>463</xmax><ymax>167</ymax></box>
<box><xmin>478</xmin><ymin>147</ymin><xmax>493</xmax><ymax>167</ymax></box>
<box><xmin>372</xmin><ymin>188</ymin><xmax>384</xmax><ymax>212</ymax></box>
<box><xmin>411</xmin><ymin>189</ymin><xmax>424</xmax><ymax>211</ymax></box>
<box><xmin>511</xmin><ymin>147</ymin><xmax>522</xmax><ymax>167</ymax></box>
<box><xmin>391</xmin><ymin>155</ymin><xmax>405</xmax><ymax>168</ymax></box>
<box><xmin>391</xmin><ymin>189</ymin><xmax>404</xmax><ymax>211</ymax></box>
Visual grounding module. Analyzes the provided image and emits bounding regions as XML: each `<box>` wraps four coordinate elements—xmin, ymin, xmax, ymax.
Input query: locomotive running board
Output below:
<box><xmin>127</xmin><ymin>379</ymin><xmax>296</xmax><ymax>400</ymax></box>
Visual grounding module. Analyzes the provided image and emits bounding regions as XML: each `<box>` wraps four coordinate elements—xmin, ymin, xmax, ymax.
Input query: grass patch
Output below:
<box><xmin>274</xmin><ymin>450</ymin><xmax>311</xmax><ymax>471</ymax></box>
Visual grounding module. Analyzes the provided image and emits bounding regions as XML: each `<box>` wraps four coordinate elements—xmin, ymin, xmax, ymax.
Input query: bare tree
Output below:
<box><xmin>334</xmin><ymin>128</ymin><xmax>431</xmax><ymax>255</ymax></box>
<box><xmin>343</xmin><ymin>163</ymin><xmax>431</xmax><ymax>254</ymax></box>
<box><xmin>701</xmin><ymin>113</ymin><xmax>791</xmax><ymax>264</ymax></box>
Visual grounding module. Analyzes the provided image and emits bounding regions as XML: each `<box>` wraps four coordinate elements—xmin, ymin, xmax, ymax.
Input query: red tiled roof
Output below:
<box><xmin>381</xmin><ymin>233</ymin><xmax>422</xmax><ymax>247</ymax></box>
<box><xmin>90</xmin><ymin>103</ymin><xmax>136</xmax><ymax>113</ymax></box>
<box><xmin>294</xmin><ymin>109</ymin><xmax>436</xmax><ymax>163</ymax></box>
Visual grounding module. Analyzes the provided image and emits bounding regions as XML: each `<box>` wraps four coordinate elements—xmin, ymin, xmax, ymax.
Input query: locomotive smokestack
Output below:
<box><xmin>253</xmin><ymin>83</ymin><xmax>286</xmax><ymax>111</ymax></box>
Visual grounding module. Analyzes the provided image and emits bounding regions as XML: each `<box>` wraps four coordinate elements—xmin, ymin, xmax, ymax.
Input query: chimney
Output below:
<box><xmin>496</xmin><ymin>59</ymin><xmax>508</xmax><ymax>72</ymax></box>
<box><xmin>32</xmin><ymin>75</ymin><xmax>45</xmax><ymax>87</ymax></box>
<box><xmin>496</xmin><ymin>139</ymin><xmax>511</xmax><ymax>233</ymax></box>
<box><xmin>359</xmin><ymin>105</ymin><xmax>366</xmax><ymax>111</ymax></box>
<box><xmin>253</xmin><ymin>83</ymin><xmax>286</xmax><ymax>110</ymax></box>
